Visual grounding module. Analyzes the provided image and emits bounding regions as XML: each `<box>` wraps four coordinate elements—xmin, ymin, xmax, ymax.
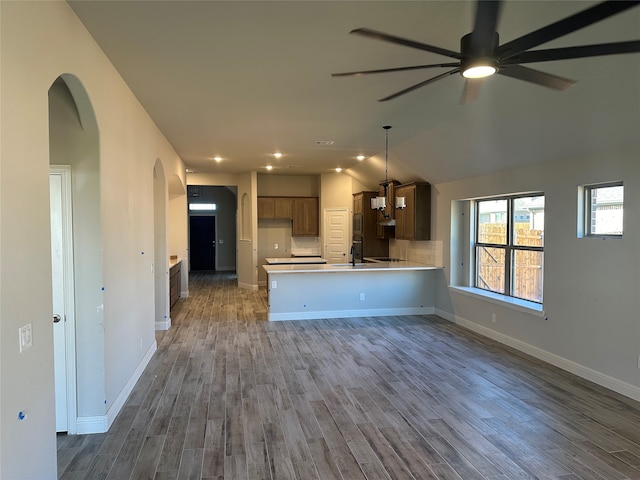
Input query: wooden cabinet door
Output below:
<box><xmin>413</xmin><ymin>183</ymin><xmax>431</xmax><ymax>240</ymax></box>
<box><xmin>258</xmin><ymin>197</ymin><xmax>293</xmax><ymax>219</ymax></box>
<box><xmin>257</xmin><ymin>197</ymin><xmax>275</xmax><ymax>218</ymax></box>
<box><xmin>353</xmin><ymin>193</ymin><xmax>363</xmax><ymax>214</ymax></box>
<box><xmin>395</xmin><ymin>185</ymin><xmax>410</xmax><ymax>239</ymax></box>
<box><xmin>274</xmin><ymin>197</ymin><xmax>293</xmax><ymax>218</ymax></box>
<box><xmin>170</xmin><ymin>262</ymin><xmax>181</xmax><ymax>310</ymax></box>
<box><xmin>394</xmin><ymin>182</ymin><xmax>430</xmax><ymax>240</ymax></box>
<box><xmin>293</xmin><ymin>197</ymin><xmax>319</xmax><ymax>236</ymax></box>
<box><xmin>405</xmin><ymin>186</ymin><xmax>417</xmax><ymax>239</ymax></box>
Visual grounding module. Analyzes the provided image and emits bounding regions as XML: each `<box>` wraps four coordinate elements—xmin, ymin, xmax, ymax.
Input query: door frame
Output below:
<box><xmin>50</xmin><ymin>166</ymin><xmax>78</xmax><ymax>434</ymax></box>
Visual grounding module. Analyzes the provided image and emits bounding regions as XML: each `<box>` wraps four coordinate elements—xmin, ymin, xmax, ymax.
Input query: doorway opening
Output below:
<box><xmin>187</xmin><ymin>185</ymin><xmax>237</xmax><ymax>272</ymax></box>
<box><xmin>153</xmin><ymin>161</ymin><xmax>169</xmax><ymax>330</ymax></box>
<box><xmin>49</xmin><ymin>74</ymin><xmax>103</xmax><ymax>437</ymax></box>
<box><xmin>190</xmin><ymin>215</ymin><xmax>217</xmax><ymax>270</ymax></box>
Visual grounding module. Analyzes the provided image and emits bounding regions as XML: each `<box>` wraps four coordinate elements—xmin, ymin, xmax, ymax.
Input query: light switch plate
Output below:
<box><xmin>19</xmin><ymin>323</ymin><xmax>33</xmax><ymax>353</ymax></box>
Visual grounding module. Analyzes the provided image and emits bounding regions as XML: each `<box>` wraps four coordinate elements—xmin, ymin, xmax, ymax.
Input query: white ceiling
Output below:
<box><xmin>68</xmin><ymin>1</ymin><xmax>640</xmax><ymax>186</ymax></box>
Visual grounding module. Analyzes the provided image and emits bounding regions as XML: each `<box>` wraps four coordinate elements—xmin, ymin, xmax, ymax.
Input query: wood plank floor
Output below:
<box><xmin>57</xmin><ymin>272</ymin><xmax>640</xmax><ymax>480</ymax></box>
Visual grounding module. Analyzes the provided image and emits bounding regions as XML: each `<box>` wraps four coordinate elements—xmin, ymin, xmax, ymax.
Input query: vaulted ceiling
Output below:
<box><xmin>68</xmin><ymin>1</ymin><xmax>640</xmax><ymax>187</ymax></box>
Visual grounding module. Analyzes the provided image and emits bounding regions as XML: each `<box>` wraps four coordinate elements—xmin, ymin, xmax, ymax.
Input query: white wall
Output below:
<box><xmin>0</xmin><ymin>2</ymin><xmax>186</xmax><ymax>477</ymax></box>
<box><xmin>257</xmin><ymin>173</ymin><xmax>319</xmax><ymax>196</ymax></box>
<box><xmin>433</xmin><ymin>145</ymin><xmax>640</xmax><ymax>399</ymax></box>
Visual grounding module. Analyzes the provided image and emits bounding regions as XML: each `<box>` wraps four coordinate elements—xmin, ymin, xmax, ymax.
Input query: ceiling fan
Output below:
<box><xmin>332</xmin><ymin>0</ymin><xmax>640</xmax><ymax>103</ymax></box>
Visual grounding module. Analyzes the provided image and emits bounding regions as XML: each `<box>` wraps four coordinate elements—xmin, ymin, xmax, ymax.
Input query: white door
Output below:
<box><xmin>50</xmin><ymin>168</ymin><xmax>76</xmax><ymax>433</ymax></box>
<box><xmin>324</xmin><ymin>208</ymin><xmax>350</xmax><ymax>264</ymax></box>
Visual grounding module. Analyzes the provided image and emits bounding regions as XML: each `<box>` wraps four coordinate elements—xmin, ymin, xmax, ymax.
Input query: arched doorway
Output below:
<box><xmin>153</xmin><ymin>160</ymin><xmax>169</xmax><ymax>329</ymax></box>
<box><xmin>49</xmin><ymin>75</ymin><xmax>103</xmax><ymax>434</ymax></box>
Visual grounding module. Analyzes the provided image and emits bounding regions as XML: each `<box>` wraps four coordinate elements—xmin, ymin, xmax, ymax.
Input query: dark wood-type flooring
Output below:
<box><xmin>58</xmin><ymin>272</ymin><xmax>640</xmax><ymax>479</ymax></box>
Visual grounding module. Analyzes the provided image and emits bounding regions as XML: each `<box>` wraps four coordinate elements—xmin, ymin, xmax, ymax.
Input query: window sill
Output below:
<box><xmin>449</xmin><ymin>286</ymin><xmax>545</xmax><ymax>318</ymax></box>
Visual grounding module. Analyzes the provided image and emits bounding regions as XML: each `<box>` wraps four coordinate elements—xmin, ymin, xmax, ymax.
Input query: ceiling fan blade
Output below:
<box><xmin>461</xmin><ymin>78</ymin><xmax>484</xmax><ymax>105</ymax></box>
<box><xmin>350</xmin><ymin>28</ymin><xmax>461</xmax><ymax>59</ymax></box>
<box><xmin>331</xmin><ymin>62</ymin><xmax>460</xmax><ymax>77</ymax></box>
<box><xmin>498</xmin><ymin>1</ymin><xmax>640</xmax><ymax>60</ymax></box>
<box><xmin>379</xmin><ymin>68</ymin><xmax>460</xmax><ymax>101</ymax></box>
<box><xmin>501</xmin><ymin>40</ymin><xmax>640</xmax><ymax>64</ymax></box>
<box><xmin>470</xmin><ymin>0</ymin><xmax>502</xmax><ymax>51</ymax></box>
<box><xmin>498</xmin><ymin>64</ymin><xmax>576</xmax><ymax>90</ymax></box>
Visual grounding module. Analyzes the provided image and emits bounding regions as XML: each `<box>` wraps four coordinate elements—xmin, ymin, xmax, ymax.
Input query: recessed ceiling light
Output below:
<box><xmin>265</xmin><ymin>165</ymin><xmax>273</xmax><ymax>170</ymax></box>
<box><xmin>356</xmin><ymin>155</ymin><xmax>365</xmax><ymax>161</ymax></box>
<box><xmin>273</xmin><ymin>152</ymin><xmax>283</xmax><ymax>159</ymax></box>
<box><xmin>213</xmin><ymin>156</ymin><xmax>222</xmax><ymax>162</ymax></box>
<box><xmin>335</xmin><ymin>167</ymin><xmax>343</xmax><ymax>173</ymax></box>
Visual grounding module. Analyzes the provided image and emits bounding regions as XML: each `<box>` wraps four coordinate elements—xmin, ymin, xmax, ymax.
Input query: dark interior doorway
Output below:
<box><xmin>189</xmin><ymin>216</ymin><xmax>215</xmax><ymax>270</ymax></box>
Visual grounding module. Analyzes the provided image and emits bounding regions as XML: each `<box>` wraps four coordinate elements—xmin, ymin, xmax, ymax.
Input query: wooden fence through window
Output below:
<box><xmin>477</xmin><ymin>223</ymin><xmax>543</xmax><ymax>302</ymax></box>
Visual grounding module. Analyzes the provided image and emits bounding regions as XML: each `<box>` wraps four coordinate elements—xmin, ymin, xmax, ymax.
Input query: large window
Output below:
<box><xmin>584</xmin><ymin>182</ymin><xmax>623</xmax><ymax>236</ymax></box>
<box><xmin>475</xmin><ymin>194</ymin><xmax>544</xmax><ymax>303</ymax></box>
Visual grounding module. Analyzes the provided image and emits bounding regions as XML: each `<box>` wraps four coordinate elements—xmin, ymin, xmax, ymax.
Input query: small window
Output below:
<box><xmin>189</xmin><ymin>203</ymin><xmax>217</xmax><ymax>211</ymax></box>
<box><xmin>584</xmin><ymin>183</ymin><xmax>623</xmax><ymax>236</ymax></box>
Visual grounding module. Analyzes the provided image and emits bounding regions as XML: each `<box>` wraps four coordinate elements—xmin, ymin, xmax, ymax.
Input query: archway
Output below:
<box><xmin>153</xmin><ymin>160</ymin><xmax>169</xmax><ymax>329</ymax></box>
<box><xmin>49</xmin><ymin>74</ymin><xmax>104</xmax><ymax>435</ymax></box>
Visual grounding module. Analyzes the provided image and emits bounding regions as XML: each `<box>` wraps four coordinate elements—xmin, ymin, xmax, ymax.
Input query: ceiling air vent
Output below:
<box><xmin>314</xmin><ymin>140</ymin><xmax>334</xmax><ymax>145</ymax></box>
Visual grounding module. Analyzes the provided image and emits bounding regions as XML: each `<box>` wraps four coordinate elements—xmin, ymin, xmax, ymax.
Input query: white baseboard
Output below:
<box><xmin>155</xmin><ymin>317</ymin><xmax>171</xmax><ymax>331</ymax></box>
<box><xmin>180</xmin><ymin>290</ymin><xmax>189</xmax><ymax>298</ymax></box>
<box><xmin>75</xmin><ymin>415</ymin><xmax>109</xmax><ymax>435</ymax></box>
<box><xmin>269</xmin><ymin>306</ymin><xmax>435</xmax><ymax>322</ymax></box>
<box><xmin>75</xmin><ymin>340</ymin><xmax>157</xmax><ymax>434</ymax></box>
<box><xmin>435</xmin><ymin>308</ymin><xmax>640</xmax><ymax>402</ymax></box>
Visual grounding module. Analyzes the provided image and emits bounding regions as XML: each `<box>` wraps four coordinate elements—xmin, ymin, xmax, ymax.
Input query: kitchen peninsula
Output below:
<box><xmin>262</xmin><ymin>261</ymin><xmax>441</xmax><ymax>321</ymax></box>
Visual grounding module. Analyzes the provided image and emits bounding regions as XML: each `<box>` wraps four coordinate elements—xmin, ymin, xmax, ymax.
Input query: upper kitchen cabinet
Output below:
<box><xmin>292</xmin><ymin>197</ymin><xmax>319</xmax><ymax>236</ymax></box>
<box><xmin>394</xmin><ymin>182</ymin><xmax>431</xmax><ymax>241</ymax></box>
<box><xmin>257</xmin><ymin>197</ymin><xmax>293</xmax><ymax>219</ymax></box>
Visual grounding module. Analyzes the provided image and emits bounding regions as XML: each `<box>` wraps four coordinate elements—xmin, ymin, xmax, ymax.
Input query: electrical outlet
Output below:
<box><xmin>274</xmin><ymin>243</ymin><xmax>279</xmax><ymax>250</ymax></box>
<box><xmin>360</xmin><ymin>293</ymin><xmax>365</xmax><ymax>301</ymax></box>
<box><xmin>491</xmin><ymin>313</ymin><xmax>496</xmax><ymax>323</ymax></box>
<box><xmin>19</xmin><ymin>323</ymin><xmax>32</xmax><ymax>353</ymax></box>
<box><xmin>271</xmin><ymin>280</ymin><xmax>277</xmax><ymax>289</ymax></box>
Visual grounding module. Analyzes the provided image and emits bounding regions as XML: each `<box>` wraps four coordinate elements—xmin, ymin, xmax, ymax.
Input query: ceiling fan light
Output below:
<box><xmin>462</xmin><ymin>64</ymin><xmax>497</xmax><ymax>79</ymax></box>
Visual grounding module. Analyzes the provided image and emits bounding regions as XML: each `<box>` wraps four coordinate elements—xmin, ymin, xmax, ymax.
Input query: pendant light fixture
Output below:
<box><xmin>371</xmin><ymin>125</ymin><xmax>392</xmax><ymax>218</ymax></box>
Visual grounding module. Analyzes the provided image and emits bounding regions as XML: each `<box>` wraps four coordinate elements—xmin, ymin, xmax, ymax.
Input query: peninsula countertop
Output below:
<box><xmin>263</xmin><ymin>260</ymin><xmax>442</xmax><ymax>274</ymax></box>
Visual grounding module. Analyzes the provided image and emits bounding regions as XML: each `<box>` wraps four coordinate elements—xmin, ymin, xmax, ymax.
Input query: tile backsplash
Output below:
<box><xmin>291</xmin><ymin>236</ymin><xmax>320</xmax><ymax>256</ymax></box>
<box><xmin>390</xmin><ymin>239</ymin><xmax>443</xmax><ymax>266</ymax></box>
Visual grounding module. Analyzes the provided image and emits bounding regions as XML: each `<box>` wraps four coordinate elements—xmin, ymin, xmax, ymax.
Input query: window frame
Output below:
<box><xmin>583</xmin><ymin>181</ymin><xmax>623</xmax><ymax>238</ymax></box>
<box><xmin>474</xmin><ymin>193</ymin><xmax>544</xmax><ymax>304</ymax></box>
